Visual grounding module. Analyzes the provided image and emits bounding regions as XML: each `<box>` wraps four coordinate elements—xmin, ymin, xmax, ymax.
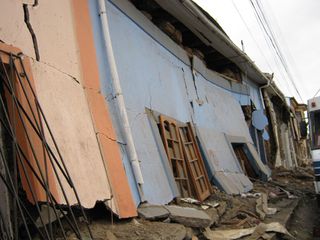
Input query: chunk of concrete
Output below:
<box><xmin>138</xmin><ymin>204</ymin><xmax>170</xmax><ymax>220</ymax></box>
<box><xmin>216</xmin><ymin>202</ymin><xmax>227</xmax><ymax>217</ymax></box>
<box><xmin>165</xmin><ymin>205</ymin><xmax>211</xmax><ymax>228</ymax></box>
<box><xmin>205</xmin><ymin>207</ymin><xmax>219</xmax><ymax>226</ymax></box>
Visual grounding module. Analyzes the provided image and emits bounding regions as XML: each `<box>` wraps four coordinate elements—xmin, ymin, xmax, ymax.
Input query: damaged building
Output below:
<box><xmin>1</xmin><ymin>0</ymin><xmax>307</xmax><ymax>239</ymax></box>
<box><xmin>262</xmin><ymin>81</ymin><xmax>309</xmax><ymax>169</ymax></box>
<box><xmin>86</xmin><ymin>0</ymin><xmax>272</xmax><ymax>206</ymax></box>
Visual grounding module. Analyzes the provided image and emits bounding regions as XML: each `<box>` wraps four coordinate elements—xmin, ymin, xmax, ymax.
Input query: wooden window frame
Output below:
<box><xmin>159</xmin><ymin>114</ymin><xmax>211</xmax><ymax>201</ymax></box>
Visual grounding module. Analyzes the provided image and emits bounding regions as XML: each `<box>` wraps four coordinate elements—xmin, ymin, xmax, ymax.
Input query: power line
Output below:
<box><xmin>232</xmin><ymin>0</ymin><xmax>291</xmax><ymax>95</ymax></box>
<box><xmin>313</xmin><ymin>87</ymin><xmax>320</xmax><ymax>98</ymax></box>
<box><xmin>248</xmin><ymin>0</ymin><xmax>293</xmax><ymax>96</ymax></box>
<box><xmin>231</xmin><ymin>0</ymin><xmax>273</xmax><ymax>72</ymax></box>
<box><xmin>259</xmin><ymin>1</ymin><xmax>306</xmax><ymax>99</ymax></box>
<box><xmin>249</xmin><ymin>0</ymin><xmax>304</xmax><ymax>102</ymax></box>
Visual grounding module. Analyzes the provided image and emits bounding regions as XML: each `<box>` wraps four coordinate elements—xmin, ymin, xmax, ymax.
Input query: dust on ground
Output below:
<box><xmin>65</xmin><ymin>166</ymin><xmax>320</xmax><ymax>240</ymax></box>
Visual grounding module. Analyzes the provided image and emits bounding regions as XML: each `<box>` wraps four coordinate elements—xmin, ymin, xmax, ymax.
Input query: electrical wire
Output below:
<box><xmin>259</xmin><ymin>1</ymin><xmax>306</xmax><ymax>100</ymax></box>
<box><xmin>231</xmin><ymin>0</ymin><xmax>273</xmax><ymax>71</ymax></box>
<box><xmin>313</xmin><ymin>87</ymin><xmax>320</xmax><ymax>98</ymax></box>
<box><xmin>249</xmin><ymin>0</ymin><xmax>303</xmax><ymax>101</ymax></box>
<box><xmin>247</xmin><ymin>0</ymin><xmax>292</xmax><ymax>94</ymax></box>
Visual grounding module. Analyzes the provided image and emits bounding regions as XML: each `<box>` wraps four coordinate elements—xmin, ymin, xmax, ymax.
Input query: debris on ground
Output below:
<box><xmin>164</xmin><ymin>205</ymin><xmax>211</xmax><ymax>228</ymax></box>
<box><xmin>66</xmin><ymin>166</ymin><xmax>318</xmax><ymax>240</ymax></box>
<box><xmin>203</xmin><ymin>222</ymin><xmax>292</xmax><ymax>240</ymax></box>
<box><xmin>137</xmin><ymin>204</ymin><xmax>169</xmax><ymax>221</ymax></box>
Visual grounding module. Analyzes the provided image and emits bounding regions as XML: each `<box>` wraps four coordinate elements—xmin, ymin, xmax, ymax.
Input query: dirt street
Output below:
<box><xmin>61</xmin><ymin>166</ymin><xmax>320</xmax><ymax>240</ymax></box>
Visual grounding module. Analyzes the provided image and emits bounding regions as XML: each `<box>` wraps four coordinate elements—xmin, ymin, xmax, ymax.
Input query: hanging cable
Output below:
<box><xmin>249</xmin><ymin>0</ymin><xmax>303</xmax><ymax>101</ymax></box>
<box><xmin>313</xmin><ymin>87</ymin><xmax>320</xmax><ymax>98</ymax></box>
<box><xmin>231</xmin><ymin>0</ymin><xmax>272</xmax><ymax>71</ymax></box>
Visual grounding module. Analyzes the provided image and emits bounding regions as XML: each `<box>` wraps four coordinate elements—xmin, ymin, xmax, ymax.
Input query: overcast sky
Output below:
<box><xmin>193</xmin><ymin>0</ymin><xmax>320</xmax><ymax>103</ymax></box>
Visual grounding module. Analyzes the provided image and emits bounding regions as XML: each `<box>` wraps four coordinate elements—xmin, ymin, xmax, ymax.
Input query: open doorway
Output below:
<box><xmin>232</xmin><ymin>143</ymin><xmax>258</xmax><ymax>179</ymax></box>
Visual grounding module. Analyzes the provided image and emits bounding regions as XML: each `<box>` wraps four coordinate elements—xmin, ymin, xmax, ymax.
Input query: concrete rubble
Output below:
<box><xmin>203</xmin><ymin>222</ymin><xmax>292</xmax><ymax>240</ymax></box>
<box><xmin>137</xmin><ymin>204</ymin><xmax>169</xmax><ymax>221</ymax></box>
<box><xmin>164</xmin><ymin>205</ymin><xmax>212</xmax><ymax>228</ymax></box>
<box><xmin>83</xmin><ymin>166</ymin><xmax>313</xmax><ymax>240</ymax></box>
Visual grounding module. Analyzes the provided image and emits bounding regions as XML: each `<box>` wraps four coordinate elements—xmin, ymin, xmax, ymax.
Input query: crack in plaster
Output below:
<box><xmin>96</xmin><ymin>132</ymin><xmax>126</xmax><ymax>145</ymax></box>
<box><xmin>29</xmin><ymin>56</ymin><xmax>80</xmax><ymax>85</ymax></box>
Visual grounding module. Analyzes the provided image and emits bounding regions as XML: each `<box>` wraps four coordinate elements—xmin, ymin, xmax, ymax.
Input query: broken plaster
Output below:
<box><xmin>189</xmin><ymin>56</ymin><xmax>200</xmax><ymax>100</ymax></box>
<box><xmin>181</xmin><ymin>67</ymin><xmax>196</xmax><ymax>122</ymax></box>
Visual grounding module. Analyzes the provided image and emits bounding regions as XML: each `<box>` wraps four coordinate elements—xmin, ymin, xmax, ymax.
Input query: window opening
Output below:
<box><xmin>310</xmin><ymin>110</ymin><xmax>320</xmax><ymax>150</ymax></box>
<box><xmin>232</xmin><ymin>143</ymin><xmax>257</xmax><ymax>178</ymax></box>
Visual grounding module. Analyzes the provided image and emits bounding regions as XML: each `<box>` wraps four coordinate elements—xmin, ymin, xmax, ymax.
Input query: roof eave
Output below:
<box><xmin>154</xmin><ymin>0</ymin><xmax>268</xmax><ymax>85</ymax></box>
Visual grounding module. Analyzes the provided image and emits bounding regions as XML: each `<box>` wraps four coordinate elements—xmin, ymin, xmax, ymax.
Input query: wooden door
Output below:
<box><xmin>179</xmin><ymin>123</ymin><xmax>211</xmax><ymax>201</ymax></box>
<box><xmin>159</xmin><ymin>115</ymin><xmax>191</xmax><ymax>197</ymax></box>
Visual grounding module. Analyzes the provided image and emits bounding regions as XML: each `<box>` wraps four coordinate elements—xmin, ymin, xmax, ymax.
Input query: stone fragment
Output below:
<box><xmin>205</xmin><ymin>207</ymin><xmax>219</xmax><ymax>226</ymax></box>
<box><xmin>138</xmin><ymin>204</ymin><xmax>170</xmax><ymax>220</ymax></box>
<box><xmin>165</xmin><ymin>205</ymin><xmax>211</xmax><ymax>228</ymax></box>
<box><xmin>185</xmin><ymin>227</ymin><xmax>199</xmax><ymax>240</ymax></box>
<box><xmin>216</xmin><ymin>201</ymin><xmax>227</xmax><ymax>217</ymax></box>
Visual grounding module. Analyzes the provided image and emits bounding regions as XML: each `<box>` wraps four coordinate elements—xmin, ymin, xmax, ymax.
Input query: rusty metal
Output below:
<box><xmin>0</xmin><ymin>51</ymin><xmax>93</xmax><ymax>239</ymax></box>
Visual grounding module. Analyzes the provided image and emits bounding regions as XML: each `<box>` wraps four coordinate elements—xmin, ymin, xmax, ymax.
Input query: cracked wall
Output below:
<box><xmin>89</xmin><ymin>0</ymin><xmax>259</xmax><ymax>203</ymax></box>
<box><xmin>0</xmin><ymin>0</ymin><xmax>133</xmax><ymax>214</ymax></box>
<box><xmin>0</xmin><ymin>0</ymin><xmax>81</xmax><ymax>81</ymax></box>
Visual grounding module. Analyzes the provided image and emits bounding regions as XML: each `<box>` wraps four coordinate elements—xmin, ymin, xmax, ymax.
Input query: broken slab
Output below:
<box><xmin>205</xmin><ymin>207</ymin><xmax>219</xmax><ymax>226</ymax></box>
<box><xmin>203</xmin><ymin>222</ymin><xmax>292</xmax><ymax>240</ymax></box>
<box><xmin>165</xmin><ymin>205</ymin><xmax>211</xmax><ymax>228</ymax></box>
<box><xmin>138</xmin><ymin>204</ymin><xmax>169</xmax><ymax>220</ymax></box>
<box><xmin>216</xmin><ymin>201</ymin><xmax>227</xmax><ymax>217</ymax></box>
<box><xmin>255</xmin><ymin>193</ymin><xmax>268</xmax><ymax>220</ymax></box>
<box><xmin>256</xmin><ymin>193</ymin><xmax>277</xmax><ymax>217</ymax></box>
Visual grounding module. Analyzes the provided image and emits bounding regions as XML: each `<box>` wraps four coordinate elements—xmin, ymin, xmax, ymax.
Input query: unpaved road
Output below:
<box><xmin>286</xmin><ymin>197</ymin><xmax>320</xmax><ymax>240</ymax></box>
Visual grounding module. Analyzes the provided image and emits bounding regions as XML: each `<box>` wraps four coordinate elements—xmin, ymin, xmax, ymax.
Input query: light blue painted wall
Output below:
<box><xmin>244</xmin><ymin>79</ymin><xmax>264</xmax><ymax>110</ymax></box>
<box><xmin>89</xmin><ymin>0</ymin><xmax>141</xmax><ymax>205</ymax></box>
<box><xmin>89</xmin><ymin>0</ymin><xmax>260</xmax><ymax>203</ymax></box>
<box><xmin>193</xmin><ymin>73</ymin><xmax>253</xmax><ymax>173</ymax></box>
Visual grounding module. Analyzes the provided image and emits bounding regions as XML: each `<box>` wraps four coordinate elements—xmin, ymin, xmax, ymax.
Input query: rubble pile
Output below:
<box><xmin>64</xmin><ymin>167</ymin><xmax>316</xmax><ymax>240</ymax></box>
